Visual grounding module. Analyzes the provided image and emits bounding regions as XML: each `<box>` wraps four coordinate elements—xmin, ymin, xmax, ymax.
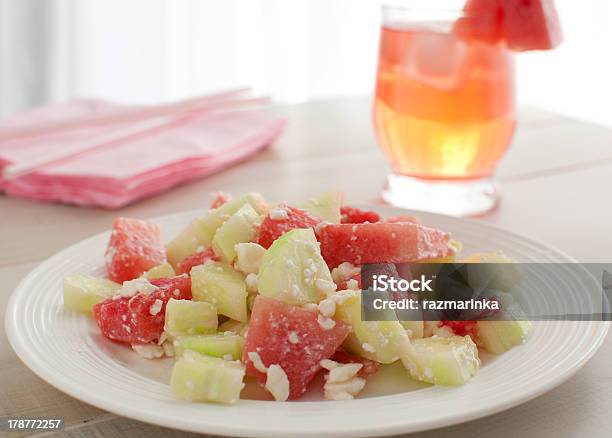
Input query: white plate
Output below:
<box><xmin>5</xmin><ymin>206</ymin><xmax>609</xmax><ymax>437</ymax></box>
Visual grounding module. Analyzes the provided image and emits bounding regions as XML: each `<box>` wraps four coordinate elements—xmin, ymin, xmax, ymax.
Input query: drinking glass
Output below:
<box><xmin>374</xmin><ymin>2</ymin><xmax>516</xmax><ymax>216</ymax></box>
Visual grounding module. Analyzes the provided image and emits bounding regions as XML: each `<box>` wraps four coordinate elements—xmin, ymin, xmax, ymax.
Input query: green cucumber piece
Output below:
<box><xmin>164</xmin><ymin>299</ymin><xmax>218</xmax><ymax>336</ymax></box>
<box><xmin>300</xmin><ymin>191</ymin><xmax>343</xmax><ymax>224</ymax></box>
<box><xmin>257</xmin><ymin>228</ymin><xmax>335</xmax><ymax>305</ymax></box>
<box><xmin>211</xmin><ymin>204</ymin><xmax>262</xmax><ymax>263</ymax></box>
<box><xmin>191</xmin><ymin>262</ymin><xmax>248</xmax><ymax>322</ymax></box>
<box><xmin>477</xmin><ymin>304</ymin><xmax>532</xmax><ymax>354</ymax></box>
<box><xmin>401</xmin><ymin>335</ymin><xmax>480</xmax><ymax>386</ymax></box>
<box><xmin>63</xmin><ymin>275</ymin><xmax>121</xmax><ymax>314</ymax></box>
<box><xmin>335</xmin><ymin>290</ymin><xmax>409</xmax><ymax>363</ymax></box>
<box><xmin>170</xmin><ymin>350</ymin><xmax>245</xmax><ymax>404</ymax></box>
<box><xmin>142</xmin><ymin>263</ymin><xmax>175</xmax><ymax>280</ymax></box>
<box><xmin>166</xmin><ymin>193</ymin><xmax>267</xmax><ymax>267</ymax></box>
<box><xmin>175</xmin><ymin>333</ymin><xmax>244</xmax><ymax>360</ymax></box>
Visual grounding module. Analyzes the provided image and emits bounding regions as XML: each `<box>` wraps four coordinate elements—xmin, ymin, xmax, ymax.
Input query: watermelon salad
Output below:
<box><xmin>62</xmin><ymin>191</ymin><xmax>531</xmax><ymax>404</ymax></box>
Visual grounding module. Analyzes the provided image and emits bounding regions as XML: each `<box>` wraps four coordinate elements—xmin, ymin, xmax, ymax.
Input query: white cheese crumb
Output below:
<box><xmin>265</xmin><ymin>364</ymin><xmax>290</xmax><ymax>401</ymax></box>
<box><xmin>132</xmin><ymin>344</ymin><xmax>164</xmax><ymax>359</ymax></box>
<box><xmin>327</xmin><ymin>363</ymin><xmax>363</xmax><ymax>383</ymax></box>
<box><xmin>362</xmin><ymin>342</ymin><xmax>376</xmax><ymax>353</ymax></box>
<box><xmin>288</xmin><ymin>331</ymin><xmax>299</xmax><ymax>344</ymax></box>
<box><xmin>234</xmin><ymin>242</ymin><xmax>266</xmax><ymax>275</ymax></box>
<box><xmin>116</xmin><ymin>278</ymin><xmax>158</xmax><ymax>298</ymax></box>
<box><xmin>315</xmin><ymin>279</ymin><xmax>337</xmax><ymax>296</ymax></box>
<box><xmin>320</xmin><ymin>359</ymin><xmax>339</xmax><ymax>370</ymax></box>
<box><xmin>248</xmin><ymin>351</ymin><xmax>268</xmax><ymax>373</ymax></box>
<box><xmin>331</xmin><ymin>262</ymin><xmax>360</xmax><ymax>285</ymax></box>
<box><xmin>269</xmin><ymin>207</ymin><xmax>289</xmax><ymax>221</ymax></box>
<box><xmin>245</xmin><ymin>273</ymin><xmax>258</xmax><ymax>293</ymax></box>
<box><xmin>318</xmin><ymin>298</ymin><xmax>336</xmax><ymax>318</ymax></box>
<box><xmin>149</xmin><ymin>299</ymin><xmax>163</xmax><ymax>316</ymax></box>
<box><xmin>317</xmin><ymin>314</ymin><xmax>336</xmax><ymax>330</ymax></box>
<box><xmin>346</xmin><ymin>279</ymin><xmax>359</xmax><ymax>290</ymax></box>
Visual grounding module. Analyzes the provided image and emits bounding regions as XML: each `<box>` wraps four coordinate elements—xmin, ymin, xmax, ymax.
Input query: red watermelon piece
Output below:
<box><xmin>319</xmin><ymin>222</ymin><xmax>454</xmax><ymax>268</ymax></box>
<box><xmin>257</xmin><ymin>205</ymin><xmax>320</xmax><ymax>249</ymax></box>
<box><xmin>243</xmin><ymin>295</ymin><xmax>351</xmax><ymax>400</ymax></box>
<box><xmin>454</xmin><ymin>0</ymin><xmax>562</xmax><ymax>51</ymax></box>
<box><xmin>340</xmin><ymin>206</ymin><xmax>381</xmax><ymax>224</ymax></box>
<box><xmin>93</xmin><ymin>275</ymin><xmax>192</xmax><ymax>344</ymax></box>
<box><xmin>330</xmin><ymin>350</ymin><xmax>380</xmax><ymax>377</ymax></box>
<box><xmin>105</xmin><ymin>217</ymin><xmax>166</xmax><ymax>283</ymax></box>
<box><xmin>177</xmin><ymin>249</ymin><xmax>219</xmax><ymax>275</ymax></box>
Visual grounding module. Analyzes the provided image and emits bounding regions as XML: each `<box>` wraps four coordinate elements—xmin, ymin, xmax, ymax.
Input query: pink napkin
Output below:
<box><xmin>0</xmin><ymin>99</ymin><xmax>286</xmax><ymax>208</ymax></box>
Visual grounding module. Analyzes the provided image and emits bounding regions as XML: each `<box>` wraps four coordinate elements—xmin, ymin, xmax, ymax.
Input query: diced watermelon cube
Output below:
<box><xmin>340</xmin><ymin>206</ymin><xmax>381</xmax><ymax>224</ymax></box>
<box><xmin>453</xmin><ymin>0</ymin><xmax>504</xmax><ymax>44</ymax></box>
<box><xmin>330</xmin><ymin>350</ymin><xmax>380</xmax><ymax>377</ymax></box>
<box><xmin>93</xmin><ymin>276</ymin><xmax>192</xmax><ymax>344</ymax></box>
<box><xmin>319</xmin><ymin>222</ymin><xmax>454</xmax><ymax>268</ymax></box>
<box><xmin>105</xmin><ymin>217</ymin><xmax>166</xmax><ymax>283</ymax></box>
<box><xmin>243</xmin><ymin>295</ymin><xmax>350</xmax><ymax>400</ymax></box>
<box><xmin>256</xmin><ymin>205</ymin><xmax>320</xmax><ymax>249</ymax></box>
<box><xmin>177</xmin><ymin>249</ymin><xmax>219</xmax><ymax>275</ymax></box>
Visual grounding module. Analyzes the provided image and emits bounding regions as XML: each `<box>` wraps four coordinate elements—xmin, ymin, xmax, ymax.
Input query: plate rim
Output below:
<box><xmin>5</xmin><ymin>206</ymin><xmax>610</xmax><ymax>437</ymax></box>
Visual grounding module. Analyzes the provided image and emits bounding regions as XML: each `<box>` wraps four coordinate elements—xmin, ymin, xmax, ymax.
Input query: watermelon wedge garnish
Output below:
<box><xmin>454</xmin><ymin>0</ymin><xmax>563</xmax><ymax>51</ymax></box>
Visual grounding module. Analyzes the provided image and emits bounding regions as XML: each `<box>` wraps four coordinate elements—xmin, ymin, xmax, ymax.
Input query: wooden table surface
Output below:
<box><xmin>1</xmin><ymin>97</ymin><xmax>611</xmax><ymax>437</ymax></box>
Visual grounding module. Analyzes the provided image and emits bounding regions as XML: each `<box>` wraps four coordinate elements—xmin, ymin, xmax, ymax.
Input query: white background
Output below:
<box><xmin>0</xmin><ymin>0</ymin><xmax>611</xmax><ymax>127</ymax></box>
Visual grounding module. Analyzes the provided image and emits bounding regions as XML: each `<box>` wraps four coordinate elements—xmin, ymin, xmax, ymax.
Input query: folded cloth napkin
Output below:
<box><xmin>0</xmin><ymin>98</ymin><xmax>286</xmax><ymax>208</ymax></box>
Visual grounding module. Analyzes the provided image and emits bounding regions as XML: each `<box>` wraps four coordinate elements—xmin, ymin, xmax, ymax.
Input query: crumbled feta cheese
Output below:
<box><xmin>116</xmin><ymin>278</ymin><xmax>158</xmax><ymax>298</ymax></box>
<box><xmin>132</xmin><ymin>344</ymin><xmax>164</xmax><ymax>359</ymax></box>
<box><xmin>149</xmin><ymin>299</ymin><xmax>163</xmax><ymax>316</ymax></box>
<box><xmin>323</xmin><ymin>362</ymin><xmax>366</xmax><ymax>401</ymax></box>
<box><xmin>362</xmin><ymin>342</ymin><xmax>376</xmax><ymax>353</ymax></box>
<box><xmin>234</xmin><ymin>242</ymin><xmax>266</xmax><ymax>275</ymax></box>
<box><xmin>320</xmin><ymin>359</ymin><xmax>339</xmax><ymax>370</ymax></box>
<box><xmin>315</xmin><ymin>279</ymin><xmax>337</xmax><ymax>296</ymax></box>
<box><xmin>245</xmin><ymin>273</ymin><xmax>258</xmax><ymax>293</ymax></box>
<box><xmin>318</xmin><ymin>298</ymin><xmax>336</xmax><ymax>318</ymax></box>
<box><xmin>288</xmin><ymin>331</ymin><xmax>299</xmax><ymax>344</ymax></box>
<box><xmin>327</xmin><ymin>363</ymin><xmax>363</xmax><ymax>383</ymax></box>
<box><xmin>265</xmin><ymin>364</ymin><xmax>290</xmax><ymax>401</ymax></box>
<box><xmin>317</xmin><ymin>314</ymin><xmax>336</xmax><ymax>330</ymax></box>
<box><xmin>269</xmin><ymin>207</ymin><xmax>289</xmax><ymax>221</ymax></box>
<box><xmin>248</xmin><ymin>351</ymin><xmax>268</xmax><ymax>373</ymax></box>
<box><xmin>346</xmin><ymin>279</ymin><xmax>359</xmax><ymax>290</ymax></box>
<box><xmin>331</xmin><ymin>262</ymin><xmax>360</xmax><ymax>285</ymax></box>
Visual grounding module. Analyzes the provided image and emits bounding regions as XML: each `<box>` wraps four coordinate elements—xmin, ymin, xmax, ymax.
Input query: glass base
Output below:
<box><xmin>382</xmin><ymin>174</ymin><xmax>498</xmax><ymax>217</ymax></box>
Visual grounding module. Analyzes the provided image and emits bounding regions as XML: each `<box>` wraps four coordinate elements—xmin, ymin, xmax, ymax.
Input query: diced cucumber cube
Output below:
<box><xmin>142</xmin><ymin>263</ymin><xmax>175</xmax><ymax>280</ymax></box>
<box><xmin>212</xmin><ymin>204</ymin><xmax>262</xmax><ymax>263</ymax></box>
<box><xmin>164</xmin><ymin>298</ymin><xmax>218</xmax><ymax>336</ymax></box>
<box><xmin>477</xmin><ymin>305</ymin><xmax>532</xmax><ymax>354</ymax></box>
<box><xmin>401</xmin><ymin>335</ymin><xmax>480</xmax><ymax>386</ymax></box>
<box><xmin>170</xmin><ymin>350</ymin><xmax>245</xmax><ymax>404</ymax></box>
<box><xmin>166</xmin><ymin>193</ymin><xmax>267</xmax><ymax>267</ymax></box>
<box><xmin>335</xmin><ymin>290</ymin><xmax>409</xmax><ymax>363</ymax></box>
<box><xmin>175</xmin><ymin>333</ymin><xmax>244</xmax><ymax>360</ymax></box>
<box><xmin>63</xmin><ymin>275</ymin><xmax>121</xmax><ymax>314</ymax></box>
<box><xmin>258</xmin><ymin>228</ymin><xmax>335</xmax><ymax>305</ymax></box>
<box><xmin>300</xmin><ymin>191</ymin><xmax>343</xmax><ymax>224</ymax></box>
<box><xmin>191</xmin><ymin>262</ymin><xmax>248</xmax><ymax>322</ymax></box>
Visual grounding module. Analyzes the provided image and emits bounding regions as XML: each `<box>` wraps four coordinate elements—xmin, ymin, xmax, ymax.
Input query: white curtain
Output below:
<box><xmin>1</xmin><ymin>0</ymin><xmax>612</xmax><ymax>126</ymax></box>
